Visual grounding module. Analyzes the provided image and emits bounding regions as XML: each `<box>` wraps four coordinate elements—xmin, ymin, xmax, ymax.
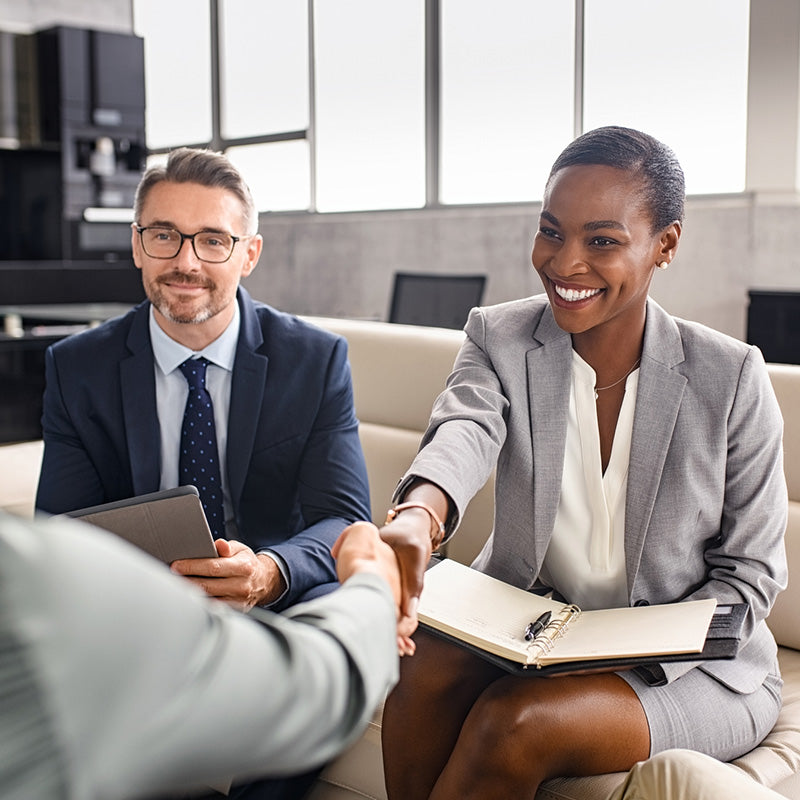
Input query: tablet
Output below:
<box><xmin>65</xmin><ymin>485</ymin><xmax>218</xmax><ymax>563</ymax></box>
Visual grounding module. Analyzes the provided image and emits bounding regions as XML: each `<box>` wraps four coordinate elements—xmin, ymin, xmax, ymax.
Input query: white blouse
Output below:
<box><xmin>538</xmin><ymin>351</ymin><xmax>640</xmax><ymax>611</ymax></box>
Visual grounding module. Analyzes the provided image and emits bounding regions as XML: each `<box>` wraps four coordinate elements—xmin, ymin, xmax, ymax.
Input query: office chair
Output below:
<box><xmin>388</xmin><ymin>272</ymin><xmax>487</xmax><ymax>330</ymax></box>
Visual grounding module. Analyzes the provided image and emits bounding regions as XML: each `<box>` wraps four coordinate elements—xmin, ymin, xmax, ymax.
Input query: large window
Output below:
<box><xmin>439</xmin><ymin>0</ymin><xmax>574</xmax><ymax>204</ymax></box>
<box><xmin>134</xmin><ymin>0</ymin><xmax>751</xmax><ymax>212</ymax></box>
<box><xmin>314</xmin><ymin>0</ymin><xmax>426</xmax><ymax>212</ymax></box>
<box><xmin>583</xmin><ymin>0</ymin><xmax>749</xmax><ymax>195</ymax></box>
<box><xmin>220</xmin><ymin>0</ymin><xmax>309</xmax><ymax>140</ymax></box>
<box><xmin>133</xmin><ymin>0</ymin><xmax>212</xmax><ymax>149</ymax></box>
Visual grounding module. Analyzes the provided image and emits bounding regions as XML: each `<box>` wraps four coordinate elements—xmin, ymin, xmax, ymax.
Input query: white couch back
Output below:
<box><xmin>304</xmin><ymin>316</ymin><xmax>495</xmax><ymax>560</ymax></box>
<box><xmin>764</xmin><ymin>363</ymin><xmax>800</xmax><ymax>650</ymax></box>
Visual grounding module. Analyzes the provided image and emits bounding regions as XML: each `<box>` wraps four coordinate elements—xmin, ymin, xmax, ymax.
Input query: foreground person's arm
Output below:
<box><xmin>0</xmin><ymin>513</ymin><xmax>400</xmax><ymax>800</ymax></box>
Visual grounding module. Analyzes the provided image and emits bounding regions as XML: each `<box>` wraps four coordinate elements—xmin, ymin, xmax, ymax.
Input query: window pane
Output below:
<box><xmin>226</xmin><ymin>141</ymin><xmax>310</xmax><ymax>212</ymax></box>
<box><xmin>220</xmin><ymin>0</ymin><xmax>309</xmax><ymax>139</ymax></box>
<box><xmin>314</xmin><ymin>0</ymin><xmax>425</xmax><ymax>212</ymax></box>
<box><xmin>133</xmin><ymin>0</ymin><xmax>212</xmax><ymax>149</ymax></box>
<box><xmin>584</xmin><ymin>0</ymin><xmax>749</xmax><ymax>194</ymax></box>
<box><xmin>440</xmin><ymin>0</ymin><xmax>575</xmax><ymax>205</ymax></box>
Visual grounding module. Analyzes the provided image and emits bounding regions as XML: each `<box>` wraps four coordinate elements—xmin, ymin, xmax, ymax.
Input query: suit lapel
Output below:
<box><xmin>528</xmin><ymin>308</ymin><xmax>573</xmax><ymax>566</ymax></box>
<box><xmin>624</xmin><ymin>300</ymin><xmax>687</xmax><ymax>589</ymax></box>
<box><xmin>121</xmin><ymin>304</ymin><xmax>161</xmax><ymax>495</ymax></box>
<box><xmin>227</xmin><ymin>289</ymin><xmax>268</xmax><ymax>511</ymax></box>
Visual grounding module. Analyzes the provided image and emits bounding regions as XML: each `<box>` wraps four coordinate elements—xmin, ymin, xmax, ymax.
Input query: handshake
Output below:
<box><xmin>333</xmin><ymin>520</ymin><xmax>424</xmax><ymax>657</ymax></box>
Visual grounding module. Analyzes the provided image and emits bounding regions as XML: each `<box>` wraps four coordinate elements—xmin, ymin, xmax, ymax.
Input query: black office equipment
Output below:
<box><xmin>0</xmin><ymin>25</ymin><xmax>146</xmax><ymax>264</ymax></box>
<box><xmin>388</xmin><ymin>272</ymin><xmax>487</xmax><ymax>330</ymax></box>
<box><xmin>747</xmin><ymin>290</ymin><xmax>800</xmax><ymax>365</ymax></box>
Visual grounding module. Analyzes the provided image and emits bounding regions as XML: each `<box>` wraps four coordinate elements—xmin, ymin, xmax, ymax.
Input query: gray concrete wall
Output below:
<box><xmin>245</xmin><ymin>194</ymin><xmax>799</xmax><ymax>342</ymax></box>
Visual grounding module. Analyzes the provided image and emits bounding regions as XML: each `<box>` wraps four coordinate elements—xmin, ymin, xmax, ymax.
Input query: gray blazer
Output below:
<box><xmin>404</xmin><ymin>296</ymin><xmax>788</xmax><ymax>692</ymax></box>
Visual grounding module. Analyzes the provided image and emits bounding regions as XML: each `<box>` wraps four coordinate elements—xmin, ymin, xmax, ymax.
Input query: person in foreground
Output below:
<box><xmin>608</xmin><ymin>750</ymin><xmax>788</xmax><ymax>800</ymax></box>
<box><xmin>0</xmin><ymin>510</ymin><xmax>400</xmax><ymax>800</ymax></box>
<box><xmin>374</xmin><ymin>126</ymin><xmax>788</xmax><ymax>798</ymax></box>
<box><xmin>35</xmin><ymin>147</ymin><xmax>370</xmax><ymax>614</ymax></box>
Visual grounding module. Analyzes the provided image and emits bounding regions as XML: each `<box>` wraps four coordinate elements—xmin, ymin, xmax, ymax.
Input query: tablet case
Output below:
<box><xmin>65</xmin><ymin>485</ymin><xmax>218</xmax><ymax>563</ymax></box>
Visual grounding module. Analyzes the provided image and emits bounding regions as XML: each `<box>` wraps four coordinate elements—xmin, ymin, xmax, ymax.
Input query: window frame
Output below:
<box><xmin>141</xmin><ymin>0</ymin><xmax>751</xmax><ymax>213</ymax></box>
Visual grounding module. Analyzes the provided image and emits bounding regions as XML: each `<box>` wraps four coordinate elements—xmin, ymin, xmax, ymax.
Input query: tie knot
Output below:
<box><xmin>178</xmin><ymin>357</ymin><xmax>210</xmax><ymax>390</ymax></box>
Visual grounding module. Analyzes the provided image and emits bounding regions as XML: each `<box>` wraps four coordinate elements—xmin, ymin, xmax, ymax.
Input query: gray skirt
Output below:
<box><xmin>619</xmin><ymin>666</ymin><xmax>783</xmax><ymax>761</ymax></box>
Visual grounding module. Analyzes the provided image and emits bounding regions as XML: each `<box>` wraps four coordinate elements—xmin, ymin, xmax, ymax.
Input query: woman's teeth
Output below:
<box><xmin>553</xmin><ymin>284</ymin><xmax>602</xmax><ymax>302</ymax></box>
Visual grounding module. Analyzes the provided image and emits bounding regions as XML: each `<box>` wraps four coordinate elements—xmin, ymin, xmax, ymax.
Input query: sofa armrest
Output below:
<box><xmin>0</xmin><ymin>440</ymin><xmax>43</xmax><ymax>519</ymax></box>
<box><xmin>768</xmin><ymin>502</ymin><xmax>800</xmax><ymax>650</ymax></box>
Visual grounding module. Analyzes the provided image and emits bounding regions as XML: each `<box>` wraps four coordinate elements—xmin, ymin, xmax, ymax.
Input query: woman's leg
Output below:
<box><xmin>382</xmin><ymin>629</ymin><xmax>505</xmax><ymax>799</ymax></box>
<box><xmin>430</xmin><ymin>672</ymin><xmax>650</xmax><ymax>800</ymax></box>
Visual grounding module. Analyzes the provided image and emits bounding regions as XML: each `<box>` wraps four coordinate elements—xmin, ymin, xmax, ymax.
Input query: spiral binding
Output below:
<box><xmin>525</xmin><ymin>604</ymin><xmax>581</xmax><ymax>664</ymax></box>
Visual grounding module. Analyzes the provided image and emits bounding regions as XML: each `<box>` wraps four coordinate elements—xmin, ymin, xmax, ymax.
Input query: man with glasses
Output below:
<box><xmin>35</xmin><ymin>148</ymin><xmax>372</xmax><ymax>798</ymax></box>
<box><xmin>37</xmin><ymin>147</ymin><xmax>370</xmax><ymax>614</ymax></box>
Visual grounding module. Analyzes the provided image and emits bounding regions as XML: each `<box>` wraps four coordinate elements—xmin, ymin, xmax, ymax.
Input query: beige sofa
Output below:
<box><xmin>1</xmin><ymin>318</ymin><xmax>798</xmax><ymax>798</ymax></box>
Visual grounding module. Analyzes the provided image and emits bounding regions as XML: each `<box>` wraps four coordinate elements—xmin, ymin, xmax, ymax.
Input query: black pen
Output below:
<box><xmin>524</xmin><ymin>611</ymin><xmax>551</xmax><ymax>641</ymax></box>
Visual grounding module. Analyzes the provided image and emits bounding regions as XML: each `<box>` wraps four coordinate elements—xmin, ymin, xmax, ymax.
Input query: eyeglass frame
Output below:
<box><xmin>134</xmin><ymin>225</ymin><xmax>253</xmax><ymax>264</ymax></box>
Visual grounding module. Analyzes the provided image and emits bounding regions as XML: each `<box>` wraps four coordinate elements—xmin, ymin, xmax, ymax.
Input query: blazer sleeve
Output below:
<box><xmin>0</xmin><ymin>512</ymin><xmax>398</xmax><ymax>798</ymax></box>
<box><xmin>267</xmin><ymin>336</ymin><xmax>371</xmax><ymax>607</ymax></box>
<box><xmin>35</xmin><ymin>345</ymin><xmax>107</xmax><ymax>513</ymax></box>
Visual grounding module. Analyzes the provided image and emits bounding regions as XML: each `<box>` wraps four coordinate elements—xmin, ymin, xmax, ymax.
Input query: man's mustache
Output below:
<box><xmin>156</xmin><ymin>271</ymin><xmax>215</xmax><ymax>290</ymax></box>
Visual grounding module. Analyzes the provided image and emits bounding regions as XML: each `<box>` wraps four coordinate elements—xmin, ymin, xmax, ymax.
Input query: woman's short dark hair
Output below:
<box><xmin>134</xmin><ymin>147</ymin><xmax>258</xmax><ymax>235</ymax></box>
<box><xmin>547</xmin><ymin>126</ymin><xmax>685</xmax><ymax>232</ymax></box>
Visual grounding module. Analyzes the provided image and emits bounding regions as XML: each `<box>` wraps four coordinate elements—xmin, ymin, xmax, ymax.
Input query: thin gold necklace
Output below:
<box><xmin>594</xmin><ymin>358</ymin><xmax>641</xmax><ymax>400</ymax></box>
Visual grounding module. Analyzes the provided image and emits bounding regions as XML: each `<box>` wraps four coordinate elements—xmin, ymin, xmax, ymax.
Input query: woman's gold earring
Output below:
<box><xmin>657</xmin><ymin>261</ymin><xmax>669</xmax><ymax>270</ymax></box>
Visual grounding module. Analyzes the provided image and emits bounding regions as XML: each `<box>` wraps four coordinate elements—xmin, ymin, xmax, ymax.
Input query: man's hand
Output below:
<box><xmin>332</xmin><ymin>521</ymin><xmax>414</xmax><ymax>655</ymax></box>
<box><xmin>170</xmin><ymin>539</ymin><xmax>286</xmax><ymax>611</ymax></box>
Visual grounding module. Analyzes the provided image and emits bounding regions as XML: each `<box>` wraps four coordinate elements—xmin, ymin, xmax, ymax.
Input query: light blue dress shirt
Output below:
<box><xmin>148</xmin><ymin>304</ymin><xmax>290</xmax><ymax>603</ymax></box>
<box><xmin>149</xmin><ymin>304</ymin><xmax>239</xmax><ymax>537</ymax></box>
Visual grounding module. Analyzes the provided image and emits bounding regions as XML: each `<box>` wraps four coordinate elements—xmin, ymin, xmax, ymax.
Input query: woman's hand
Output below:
<box><xmin>333</xmin><ymin>521</ymin><xmax>414</xmax><ymax>655</ymax></box>
<box><xmin>379</xmin><ymin>507</ymin><xmax>434</xmax><ymax>651</ymax></box>
<box><xmin>379</xmin><ymin>481</ymin><xmax>452</xmax><ymax>651</ymax></box>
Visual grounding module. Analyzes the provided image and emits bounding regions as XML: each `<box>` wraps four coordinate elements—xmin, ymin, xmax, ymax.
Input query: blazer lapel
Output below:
<box><xmin>227</xmin><ymin>290</ymin><xmax>268</xmax><ymax>511</ymax></box>
<box><xmin>121</xmin><ymin>304</ymin><xmax>161</xmax><ymax>495</ymax></box>
<box><xmin>625</xmin><ymin>300</ymin><xmax>687</xmax><ymax>589</ymax></box>
<box><xmin>528</xmin><ymin>307</ymin><xmax>573</xmax><ymax>568</ymax></box>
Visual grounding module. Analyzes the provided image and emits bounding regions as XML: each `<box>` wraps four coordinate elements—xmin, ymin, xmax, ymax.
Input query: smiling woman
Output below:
<box><xmin>374</xmin><ymin>126</ymin><xmax>788</xmax><ymax>800</ymax></box>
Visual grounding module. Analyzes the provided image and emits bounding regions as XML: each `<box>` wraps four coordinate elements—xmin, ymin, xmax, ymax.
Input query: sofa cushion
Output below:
<box><xmin>0</xmin><ymin>440</ymin><xmax>43</xmax><ymax>518</ymax></box>
<box><xmin>769</xmin><ymin>502</ymin><xmax>800</xmax><ymax>650</ymax></box>
<box><xmin>359</xmin><ymin>422</ymin><xmax>424</xmax><ymax>526</ymax></box>
<box><xmin>731</xmin><ymin>646</ymin><xmax>800</xmax><ymax>786</ymax></box>
<box><xmin>769</xmin><ymin>364</ymin><xmax>800</xmax><ymax>503</ymax></box>
<box><xmin>304</xmin><ymin>316</ymin><xmax>464</xmax><ymax>432</ymax></box>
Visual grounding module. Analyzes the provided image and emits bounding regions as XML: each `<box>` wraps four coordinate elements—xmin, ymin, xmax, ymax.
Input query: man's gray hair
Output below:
<box><xmin>134</xmin><ymin>147</ymin><xmax>258</xmax><ymax>234</ymax></box>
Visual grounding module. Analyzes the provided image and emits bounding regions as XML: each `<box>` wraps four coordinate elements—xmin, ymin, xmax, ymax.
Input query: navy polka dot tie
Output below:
<box><xmin>178</xmin><ymin>357</ymin><xmax>225</xmax><ymax>539</ymax></box>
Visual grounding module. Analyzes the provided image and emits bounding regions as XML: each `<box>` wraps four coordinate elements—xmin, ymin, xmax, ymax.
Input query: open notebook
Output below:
<box><xmin>418</xmin><ymin>558</ymin><xmax>746</xmax><ymax>675</ymax></box>
<box><xmin>64</xmin><ymin>485</ymin><xmax>218</xmax><ymax>563</ymax></box>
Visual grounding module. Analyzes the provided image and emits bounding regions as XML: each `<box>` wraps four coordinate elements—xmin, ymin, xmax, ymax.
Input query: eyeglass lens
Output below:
<box><xmin>141</xmin><ymin>228</ymin><xmax>235</xmax><ymax>263</ymax></box>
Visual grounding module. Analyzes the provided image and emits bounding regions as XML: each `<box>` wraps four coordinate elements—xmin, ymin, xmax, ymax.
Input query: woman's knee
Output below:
<box><xmin>455</xmin><ymin>680</ymin><xmax>548</xmax><ymax>768</ymax></box>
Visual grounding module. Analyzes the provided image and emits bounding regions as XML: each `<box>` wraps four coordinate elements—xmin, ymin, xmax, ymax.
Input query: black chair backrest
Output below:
<box><xmin>388</xmin><ymin>272</ymin><xmax>487</xmax><ymax>330</ymax></box>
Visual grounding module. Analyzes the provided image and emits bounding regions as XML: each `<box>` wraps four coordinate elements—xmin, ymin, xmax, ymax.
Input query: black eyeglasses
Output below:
<box><xmin>135</xmin><ymin>226</ymin><xmax>251</xmax><ymax>263</ymax></box>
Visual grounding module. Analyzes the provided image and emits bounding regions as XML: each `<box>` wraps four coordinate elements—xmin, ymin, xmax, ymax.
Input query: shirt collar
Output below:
<box><xmin>150</xmin><ymin>302</ymin><xmax>240</xmax><ymax>376</ymax></box>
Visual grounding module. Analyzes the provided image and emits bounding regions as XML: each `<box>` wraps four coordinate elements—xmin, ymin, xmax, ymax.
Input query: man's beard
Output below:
<box><xmin>145</xmin><ymin>271</ymin><xmax>223</xmax><ymax>324</ymax></box>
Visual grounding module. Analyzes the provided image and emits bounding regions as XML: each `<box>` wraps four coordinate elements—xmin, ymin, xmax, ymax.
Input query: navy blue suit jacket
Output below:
<box><xmin>35</xmin><ymin>288</ymin><xmax>371</xmax><ymax>609</ymax></box>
